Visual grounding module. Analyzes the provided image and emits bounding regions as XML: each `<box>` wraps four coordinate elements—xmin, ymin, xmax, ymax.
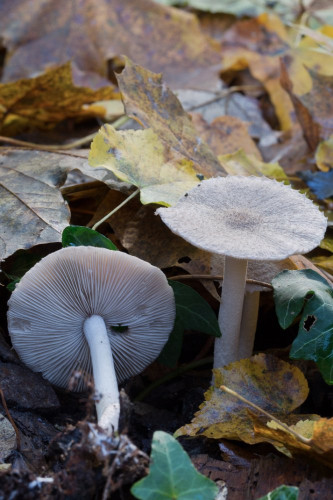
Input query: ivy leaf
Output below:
<box><xmin>258</xmin><ymin>485</ymin><xmax>299</xmax><ymax>500</ymax></box>
<box><xmin>62</xmin><ymin>226</ymin><xmax>118</xmax><ymax>250</ymax></box>
<box><xmin>158</xmin><ymin>281</ymin><xmax>221</xmax><ymax>367</ymax></box>
<box><xmin>131</xmin><ymin>431</ymin><xmax>218</xmax><ymax>500</ymax></box>
<box><xmin>272</xmin><ymin>269</ymin><xmax>333</xmax><ymax>384</ymax></box>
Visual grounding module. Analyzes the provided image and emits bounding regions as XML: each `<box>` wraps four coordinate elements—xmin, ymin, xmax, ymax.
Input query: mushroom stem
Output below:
<box><xmin>214</xmin><ymin>256</ymin><xmax>248</xmax><ymax>369</ymax></box>
<box><xmin>237</xmin><ymin>290</ymin><xmax>260</xmax><ymax>359</ymax></box>
<box><xmin>83</xmin><ymin>315</ymin><xmax>120</xmax><ymax>433</ymax></box>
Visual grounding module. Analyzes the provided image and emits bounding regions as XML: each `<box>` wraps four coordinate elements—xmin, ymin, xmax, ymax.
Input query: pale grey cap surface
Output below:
<box><xmin>7</xmin><ymin>246</ymin><xmax>175</xmax><ymax>391</ymax></box>
<box><xmin>157</xmin><ymin>176</ymin><xmax>327</xmax><ymax>261</ymax></box>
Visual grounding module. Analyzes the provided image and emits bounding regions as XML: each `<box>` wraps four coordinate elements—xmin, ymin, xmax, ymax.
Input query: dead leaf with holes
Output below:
<box><xmin>0</xmin><ymin>63</ymin><xmax>118</xmax><ymax>136</ymax></box>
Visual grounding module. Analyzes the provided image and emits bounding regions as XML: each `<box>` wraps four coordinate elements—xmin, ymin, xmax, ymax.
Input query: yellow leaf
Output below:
<box><xmin>175</xmin><ymin>354</ymin><xmax>308</xmax><ymax>443</ymax></box>
<box><xmin>218</xmin><ymin>149</ymin><xmax>288</xmax><ymax>181</ymax></box>
<box><xmin>315</xmin><ymin>136</ymin><xmax>333</xmax><ymax>171</ymax></box>
<box><xmin>89</xmin><ymin>125</ymin><xmax>200</xmax><ymax>206</ymax></box>
<box><xmin>0</xmin><ymin>63</ymin><xmax>118</xmax><ymax>136</ymax></box>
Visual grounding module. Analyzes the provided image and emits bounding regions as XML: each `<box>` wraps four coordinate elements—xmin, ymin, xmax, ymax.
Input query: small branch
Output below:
<box><xmin>220</xmin><ymin>385</ymin><xmax>312</xmax><ymax>446</ymax></box>
<box><xmin>92</xmin><ymin>188</ymin><xmax>140</xmax><ymax>231</ymax></box>
<box><xmin>0</xmin><ymin>388</ymin><xmax>21</xmax><ymax>451</ymax></box>
<box><xmin>168</xmin><ymin>274</ymin><xmax>273</xmax><ymax>290</ymax></box>
<box><xmin>0</xmin><ymin>115</ymin><xmax>129</xmax><ymax>153</ymax></box>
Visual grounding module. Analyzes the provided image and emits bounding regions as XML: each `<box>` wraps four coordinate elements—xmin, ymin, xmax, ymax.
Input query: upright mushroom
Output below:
<box><xmin>157</xmin><ymin>176</ymin><xmax>327</xmax><ymax>369</ymax></box>
<box><xmin>7</xmin><ymin>246</ymin><xmax>175</xmax><ymax>433</ymax></box>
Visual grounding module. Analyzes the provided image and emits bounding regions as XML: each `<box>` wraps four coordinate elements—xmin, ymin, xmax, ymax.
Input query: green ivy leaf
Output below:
<box><xmin>258</xmin><ymin>484</ymin><xmax>299</xmax><ymax>500</ymax></box>
<box><xmin>158</xmin><ymin>281</ymin><xmax>221</xmax><ymax>367</ymax></box>
<box><xmin>62</xmin><ymin>225</ymin><xmax>118</xmax><ymax>250</ymax></box>
<box><xmin>272</xmin><ymin>269</ymin><xmax>333</xmax><ymax>384</ymax></box>
<box><xmin>131</xmin><ymin>431</ymin><xmax>218</xmax><ymax>500</ymax></box>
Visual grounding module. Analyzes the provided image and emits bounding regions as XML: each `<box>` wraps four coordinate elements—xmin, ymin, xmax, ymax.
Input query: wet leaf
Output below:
<box><xmin>298</xmin><ymin>169</ymin><xmax>333</xmax><ymax>199</ymax></box>
<box><xmin>258</xmin><ymin>485</ymin><xmax>299</xmax><ymax>500</ymax></box>
<box><xmin>0</xmin><ymin>63</ymin><xmax>117</xmax><ymax>136</ymax></box>
<box><xmin>218</xmin><ymin>149</ymin><xmax>288</xmax><ymax>181</ymax></box>
<box><xmin>0</xmin><ymin>0</ymin><xmax>221</xmax><ymax>90</ymax></box>
<box><xmin>159</xmin><ymin>281</ymin><xmax>221</xmax><ymax>367</ymax></box>
<box><xmin>62</xmin><ymin>225</ymin><xmax>118</xmax><ymax>250</ymax></box>
<box><xmin>272</xmin><ymin>269</ymin><xmax>333</xmax><ymax>384</ymax></box>
<box><xmin>116</xmin><ymin>58</ymin><xmax>226</xmax><ymax>179</ymax></box>
<box><xmin>131</xmin><ymin>431</ymin><xmax>218</xmax><ymax>500</ymax></box>
<box><xmin>0</xmin><ymin>149</ymin><xmax>70</xmax><ymax>262</ymax></box>
<box><xmin>175</xmin><ymin>354</ymin><xmax>308</xmax><ymax>442</ymax></box>
<box><xmin>89</xmin><ymin>125</ymin><xmax>200</xmax><ymax>206</ymax></box>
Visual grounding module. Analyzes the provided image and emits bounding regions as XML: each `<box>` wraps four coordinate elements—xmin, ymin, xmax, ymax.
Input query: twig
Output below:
<box><xmin>168</xmin><ymin>274</ymin><xmax>273</xmax><ymax>290</ymax></box>
<box><xmin>92</xmin><ymin>188</ymin><xmax>140</xmax><ymax>231</ymax></box>
<box><xmin>0</xmin><ymin>388</ymin><xmax>21</xmax><ymax>451</ymax></box>
<box><xmin>220</xmin><ymin>385</ymin><xmax>311</xmax><ymax>446</ymax></box>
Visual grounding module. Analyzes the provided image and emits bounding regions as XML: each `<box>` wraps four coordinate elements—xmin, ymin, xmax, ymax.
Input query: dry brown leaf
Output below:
<box><xmin>0</xmin><ymin>63</ymin><xmax>118</xmax><ymax>136</ymax></box>
<box><xmin>116</xmin><ymin>58</ymin><xmax>226</xmax><ymax>179</ymax></box>
<box><xmin>0</xmin><ymin>0</ymin><xmax>221</xmax><ymax>90</ymax></box>
<box><xmin>0</xmin><ymin>149</ymin><xmax>70</xmax><ymax>261</ymax></box>
<box><xmin>191</xmin><ymin>114</ymin><xmax>262</xmax><ymax>158</ymax></box>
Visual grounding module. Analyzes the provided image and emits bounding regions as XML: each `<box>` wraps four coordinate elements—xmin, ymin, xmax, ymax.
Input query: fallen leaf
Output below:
<box><xmin>191</xmin><ymin>114</ymin><xmax>262</xmax><ymax>158</ymax></box>
<box><xmin>89</xmin><ymin>125</ymin><xmax>201</xmax><ymax>206</ymax></box>
<box><xmin>312</xmin><ymin>255</ymin><xmax>333</xmax><ymax>273</ymax></box>
<box><xmin>175</xmin><ymin>354</ymin><xmax>309</xmax><ymax>442</ymax></box>
<box><xmin>298</xmin><ymin>169</ymin><xmax>333</xmax><ymax>199</ymax></box>
<box><xmin>0</xmin><ymin>0</ymin><xmax>221</xmax><ymax>90</ymax></box>
<box><xmin>0</xmin><ymin>149</ymin><xmax>70</xmax><ymax>261</ymax></box>
<box><xmin>281</xmin><ymin>61</ymin><xmax>333</xmax><ymax>150</ymax></box>
<box><xmin>272</xmin><ymin>269</ymin><xmax>333</xmax><ymax>384</ymax></box>
<box><xmin>116</xmin><ymin>58</ymin><xmax>226</xmax><ymax>178</ymax></box>
<box><xmin>315</xmin><ymin>136</ymin><xmax>333</xmax><ymax>171</ymax></box>
<box><xmin>218</xmin><ymin>149</ymin><xmax>288</xmax><ymax>180</ymax></box>
<box><xmin>131</xmin><ymin>431</ymin><xmax>218</xmax><ymax>500</ymax></box>
<box><xmin>0</xmin><ymin>63</ymin><xmax>118</xmax><ymax>136</ymax></box>
<box><xmin>0</xmin><ymin>414</ymin><xmax>16</xmax><ymax>462</ymax></box>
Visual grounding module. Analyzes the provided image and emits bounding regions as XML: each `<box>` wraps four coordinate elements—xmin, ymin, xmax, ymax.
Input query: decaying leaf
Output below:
<box><xmin>116</xmin><ymin>58</ymin><xmax>226</xmax><ymax>178</ymax></box>
<box><xmin>0</xmin><ymin>149</ymin><xmax>70</xmax><ymax>261</ymax></box>
<box><xmin>0</xmin><ymin>0</ymin><xmax>221</xmax><ymax>90</ymax></box>
<box><xmin>298</xmin><ymin>169</ymin><xmax>333</xmax><ymax>200</ymax></box>
<box><xmin>175</xmin><ymin>354</ymin><xmax>309</xmax><ymax>443</ymax></box>
<box><xmin>0</xmin><ymin>414</ymin><xmax>16</xmax><ymax>462</ymax></box>
<box><xmin>89</xmin><ymin>126</ymin><xmax>201</xmax><ymax>206</ymax></box>
<box><xmin>0</xmin><ymin>63</ymin><xmax>118</xmax><ymax>136</ymax></box>
<box><xmin>220</xmin><ymin>14</ymin><xmax>333</xmax><ymax>130</ymax></box>
<box><xmin>315</xmin><ymin>136</ymin><xmax>333</xmax><ymax>171</ymax></box>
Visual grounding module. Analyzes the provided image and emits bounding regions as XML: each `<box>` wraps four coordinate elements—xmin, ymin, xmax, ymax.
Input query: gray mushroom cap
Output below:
<box><xmin>157</xmin><ymin>176</ymin><xmax>327</xmax><ymax>261</ymax></box>
<box><xmin>7</xmin><ymin>246</ymin><xmax>175</xmax><ymax>392</ymax></box>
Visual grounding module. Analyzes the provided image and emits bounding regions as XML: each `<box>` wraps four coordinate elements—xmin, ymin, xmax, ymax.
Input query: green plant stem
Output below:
<box><xmin>92</xmin><ymin>188</ymin><xmax>140</xmax><ymax>231</ymax></box>
<box><xmin>135</xmin><ymin>357</ymin><xmax>213</xmax><ymax>402</ymax></box>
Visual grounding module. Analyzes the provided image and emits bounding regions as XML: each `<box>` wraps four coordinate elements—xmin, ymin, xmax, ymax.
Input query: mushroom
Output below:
<box><xmin>7</xmin><ymin>246</ymin><xmax>175</xmax><ymax>433</ymax></box>
<box><xmin>156</xmin><ymin>176</ymin><xmax>327</xmax><ymax>369</ymax></box>
<box><xmin>210</xmin><ymin>256</ymin><xmax>296</xmax><ymax>360</ymax></box>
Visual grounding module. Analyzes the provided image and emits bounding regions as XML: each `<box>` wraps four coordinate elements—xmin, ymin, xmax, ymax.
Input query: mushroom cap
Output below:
<box><xmin>157</xmin><ymin>176</ymin><xmax>327</xmax><ymax>261</ymax></box>
<box><xmin>7</xmin><ymin>246</ymin><xmax>175</xmax><ymax>391</ymax></box>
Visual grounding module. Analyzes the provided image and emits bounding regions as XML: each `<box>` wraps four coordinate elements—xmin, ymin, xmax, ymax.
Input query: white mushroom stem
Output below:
<box><xmin>237</xmin><ymin>290</ymin><xmax>260</xmax><ymax>359</ymax></box>
<box><xmin>213</xmin><ymin>256</ymin><xmax>248</xmax><ymax>369</ymax></box>
<box><xmin>83</xmin><ymin>315</ymin><xmax>120</xmax><ymax>433</ymax></box>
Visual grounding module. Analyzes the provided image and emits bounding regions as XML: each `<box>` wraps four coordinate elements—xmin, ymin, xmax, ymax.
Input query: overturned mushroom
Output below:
<box><xmin>157</xmin><ymin>176</ymin><xmax>327</xmax><ymax>369</ymax></box>
<box><xmin>7</xmin><ymin>246</ymin><xmax>175</xmax><ymax>433</ymax></box>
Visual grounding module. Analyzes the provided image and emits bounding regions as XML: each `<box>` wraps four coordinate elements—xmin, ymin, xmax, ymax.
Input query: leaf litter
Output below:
<box><xmin>0</xmin><ymin>1</ymin><xmax>333</xmax><ymax>498</ymax></box>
